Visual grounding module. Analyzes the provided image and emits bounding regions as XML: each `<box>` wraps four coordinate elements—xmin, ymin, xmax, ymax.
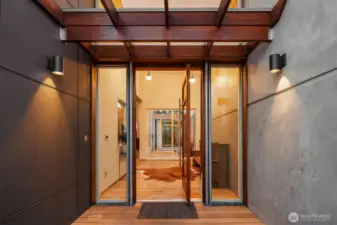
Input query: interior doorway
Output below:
<box><xmin>134</xmin><ymin>66</ymin><xmax>202</xmax><ymax>202</ymax></box>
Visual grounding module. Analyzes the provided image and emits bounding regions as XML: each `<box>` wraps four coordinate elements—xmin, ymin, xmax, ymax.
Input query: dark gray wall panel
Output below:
<box><xmin>0</xmin><ymin>0</ymin><xmax>62</xmax><ymax>82</ymax></box>
<box><xmin>78</xmin><ymin>100</ymin><xmax>91</xmax><ymax>182</ymax></box>
<box><xmin>0</xmin><ymin>68</ymin><xmax>78</xmax><ymax>220</ymax></box>
<box><xmin>78</xmin><ymin>48</ymin><xmax>91</xmax><ymax>101</ymax></box>
<box><xmin>0</xmin><ymin>1</ymin><xmax>93</xmax><ymax>224</ymax></box>
<box><xmin>1</xmin><ymin>185</ymin><xmax>77</xmax><ymax>225</ymax></box>
<box><xmin>0</xmin><ymin>0</ymin><xmax>79</xmax><ymax>97</ymax></box>
<box><xmin>77</xmin><ymin>179</ymin><xmax>91</xmax><ymax>216</ymax></box>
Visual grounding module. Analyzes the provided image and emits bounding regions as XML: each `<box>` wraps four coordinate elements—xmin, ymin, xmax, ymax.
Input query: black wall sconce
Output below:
<box><xmin>269</xmin><ymin>53</ymin><xmax>287</xmax><ymax>73</ymax></box>
<box><xmin>48</xmin><ymin>56</ymin><xmax>64</xmax><ymax>75</ymax></box>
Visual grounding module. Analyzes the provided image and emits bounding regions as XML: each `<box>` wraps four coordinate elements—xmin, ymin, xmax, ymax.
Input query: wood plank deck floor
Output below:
<box><xmin>72</xmin><ymin>203</ymin><xmax>264</xmax><ymax>225</ymax></box>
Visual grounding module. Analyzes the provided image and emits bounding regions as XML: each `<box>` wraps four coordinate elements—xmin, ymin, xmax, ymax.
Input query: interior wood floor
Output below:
<box><xmin>72</xmin><ymin>203</ymin><xmax>264</xmax><ymax>225</ymax></box>
<box><xmin>99</xmin><ymin>159</ymin><xmax>238</xmax><ymax>201</ymax></box>
<box><xmin>147</xmin><ymin>150</ymin><xmax>179</xmax><ymax>159</ymax></box>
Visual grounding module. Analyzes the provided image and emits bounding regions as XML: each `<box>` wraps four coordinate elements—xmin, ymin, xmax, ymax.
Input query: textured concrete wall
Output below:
<box><xmin>247</xmin><ymin>0</ymin><xmax>337</xmax><ymax>224</ymax></box>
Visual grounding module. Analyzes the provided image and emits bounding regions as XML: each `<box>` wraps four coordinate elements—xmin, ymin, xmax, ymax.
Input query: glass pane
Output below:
<box><xmin>97</xmin><ymin>67</ymin><xmax>127</xmax><ymax>201</ymax></box>
<box><xmin>92</xmin><ymin>42</ymin><xmax>125</xmax><ymax>46</ymax></box>
<box><xmin>213</xmin><ymin>42</ymin><xmax>247</xmax><ymax>46</ymax></box>
<box><xmin>105</xmin><ymin>0</ymin><xmax>164</xmax><ymax>9</ymax></box>
<box><xmin>98</xmin><ymin>0</ymin><xmax>123</xmax><ymax>8</ymax></box>
<box><xmin>211</xmin><ymin>66</ymin><xmax>240</xmax><ymax>201</ymax></box>
<box><xmin>168</xmin><ymin>0</ymin><xmax>240</xmax><ymax>9</ymax></box>
<box><xmin>55</xmin><ymin>0</ymin><xmax>95</xmax><ymax>8</ymax></box>
<box><xmin>147</xmin><ymin>110</ymin><xmax>183</xmax><ymax>155</ymax></box>
<box><xmin>92</xmin><ymin>0</ymin><xmax>240</xmax><ymax>9</ymax></box>
<box><xmin>168</xmin><ymin>0</ymin><xmax>220</xmax><ymax>8</ymax></box>
<box><xmin>131</xmin><ymin>42</ymin><xmax>167</xmax><ymax>46</ymax></box>
<box><xmin>170</xmin><ymin>42</ymin><xmax>207</xmax><ymax>46</ymax></box>
<box><xmin>243</xmin><ymin>0</ymin><xmax>278</xmax><ymax>8</ymax></box>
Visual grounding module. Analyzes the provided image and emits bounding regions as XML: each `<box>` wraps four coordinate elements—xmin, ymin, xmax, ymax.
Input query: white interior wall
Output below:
<box><xmin>97</xmin><ymin>67</ymin><xmax>127</xmax><ymax>195</ymax></box>
<box><xmin>137</xmin><ymin>70</ymin><xmax>201</xmax><ymax>159</ymax></box>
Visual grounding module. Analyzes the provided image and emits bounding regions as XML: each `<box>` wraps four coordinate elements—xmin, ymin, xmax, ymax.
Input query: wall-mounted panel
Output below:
<box><xmin>1</xmin><ymin>185</ymin><xmax>77</xmax><ymax>225</ymax></box>
<box><xmin>0</xmin><ymin>68</ymin><xmax>78</xmax><ymax>220</ymax></box>
<box><xmin>0</xmin><ymin>0</ymin><xmax>62</xmax><ymax>83</ymax></box>
<box><xmin>0</xmin><ymin>1</ymin><xmax>93</xmax><ymax>224</ymax></box>
<box><xmin>0</xmin><ymin>0</ymin><xmax>83</xmax><ymax>97</ymax></box>
<box><xmin>77</xmin><ymin>179</ymin><xmax>91</xmax><ymax>216</ymax></box>
<box><xmin>78</xmin><ymin>48</ymin><xmax>91</xmax><ymax>101</ymax></box>
<box><xmin>78</xmin><ymin>100</ymin><xmax>91</xmax><ymax>182</ymax></box>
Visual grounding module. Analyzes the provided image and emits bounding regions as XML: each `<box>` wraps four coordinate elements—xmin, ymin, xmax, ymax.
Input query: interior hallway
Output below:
<box><xmin>72</xmin><ymin>203</ymin><xmax>264</xmax><ymax>224</ymax></box>
<box><xmin>99</xmin><ymin>159</ymin><xmax>238</xmax><ymax>201</ymax></box>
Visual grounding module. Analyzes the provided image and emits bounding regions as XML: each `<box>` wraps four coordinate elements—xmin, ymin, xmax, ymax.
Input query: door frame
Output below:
<box><xmin>89</xmin><ymin>62</ymin><xmax>248</xmax><ymax>206</ymax></box>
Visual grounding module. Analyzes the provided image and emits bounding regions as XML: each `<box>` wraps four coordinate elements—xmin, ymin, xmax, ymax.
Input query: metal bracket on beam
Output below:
<box><xmin>60</xmin><ymin>28</ymin><xmax>67</xmax><ymax>41</ymax></box>
<box><xmin>268</xmin><ymin>28</ymin><xmax>274</xmax><ymax>41</ymax></box>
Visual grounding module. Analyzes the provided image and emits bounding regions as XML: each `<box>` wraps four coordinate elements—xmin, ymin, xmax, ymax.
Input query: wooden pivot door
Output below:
<box><xmin>181</xmin><ymin>64</ymin><xmax>192</xmax><ymax>204</ymax></box>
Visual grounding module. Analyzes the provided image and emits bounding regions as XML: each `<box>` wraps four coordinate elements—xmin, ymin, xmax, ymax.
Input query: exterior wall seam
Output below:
<box><xmin>0</xmin><ymin>64</ymin><xmax>89</xmax><ymax>102</ymax></box>
<box><xmin>248</xmin><ymin>66</ymin><xmax>337</xmax><ymax>106</ymax></box>
<box><xmin>0</xmin><ymin>182</ymin><xmax>80</xmax><ymax>223</ymax></box>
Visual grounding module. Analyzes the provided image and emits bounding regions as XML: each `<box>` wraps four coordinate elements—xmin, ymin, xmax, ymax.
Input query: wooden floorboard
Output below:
<box><xmin>99</xmin><ymin>159</ymin><xmax>238</xmax><ymax>201</ymax></box>
<box><xmin>72</xmin><ymin>203</ymin><xmax>264</xmax><ymax>225</ymax></box>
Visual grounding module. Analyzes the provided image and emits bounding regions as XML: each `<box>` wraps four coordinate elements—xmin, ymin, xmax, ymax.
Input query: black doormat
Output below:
<box><xmin>137</xmin><ymin>202</ymin><xmax>199</xmax><ymax>219</ymax></box>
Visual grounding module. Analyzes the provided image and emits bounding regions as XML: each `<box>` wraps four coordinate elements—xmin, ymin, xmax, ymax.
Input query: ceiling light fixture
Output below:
<box><xmin>146</xmin><ymin>71</ymin><xmax>152</xmax><ymax>80</ymax></box>
<box><xmin>190</xmin><ymin>72</ymin><xmax>196</xmax><ymax>83</ymax></box>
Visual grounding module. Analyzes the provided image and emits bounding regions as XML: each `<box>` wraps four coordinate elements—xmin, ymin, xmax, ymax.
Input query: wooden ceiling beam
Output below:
<box><xmin>167</xmin><ymin>42</ymin><xmax>171</xmax><ymax>58</ymax></box>
<box><xmin>63</xmin><ymin>11</ymin><xmax>271</xmax><ymax>26</ymax></box>
<box><xmin>79</xmin><ymin>42</ymin><xmax>99</xmax><ymax>62</ymax></box>
<box><xmin>33</xmin><ymin>0</ymin><xmax>64</xmax><ymax>27</ymax></box>
<box><xmin>164</xmin><ymin>0</ymin><xmax>169</xmax><ymax>28</ymax></box>
<box><xmin>270</xmin><ymin>0</ymin><xmax>287</xmax><ymax>27</ymax></box>
<box><xmin>216</xmin><ymin>0</ymin><xmax>232</xmax><ymax>27</ymax></box>
<box><xmin>205</xmin><ymin>42</ymin><xmax>213</xmax><ymax>58</ymax></box>
<box><xmin>97</xmin><ymin>57</ymin><xmax>244</xmax><ymax>64</ymax></box>
<box><xmin>245</xmin><ymin>42</ymin><xmax>259</xmax><ymax>56</ymax></box>
<box><xmin>92</xmin><ymin>45</ymin><xmax>247</xmax><ymax>59</ymax></box>
<box><xmin>123</xmin><ymin>42</ymin><xmax>134</xmax><ymax>57</ymax></box>
<box><xmin>99</xmin><ymin>0</ymin><xmax>119</xmax><ymax>26</ymax></box>
<box><xmin>66</xmin><ymin>26</ymin><xmax>270</xmax><ymax>42</ymax></box>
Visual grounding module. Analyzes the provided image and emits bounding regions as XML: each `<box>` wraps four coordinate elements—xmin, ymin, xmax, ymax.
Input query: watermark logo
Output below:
<box><xmin>288</xmin><ymin>212</ymin><xmax>300</xmax><ymax>223</ymax></box>
<box><xmin>288</xmin><ymin>212</ymin><xmax>331</xmax><ymax>223</ymax></box>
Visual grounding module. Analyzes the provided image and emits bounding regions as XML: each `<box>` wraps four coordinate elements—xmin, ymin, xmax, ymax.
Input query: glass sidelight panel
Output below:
<box><xmin>96</xmin><ymin>67</ymin><xmax>128</xmax><ymax>202</ymax></box>
<box><xmin>210</xmin><ymin>66</ymin><xmax>241</xmax><ymax>201</ymax></box>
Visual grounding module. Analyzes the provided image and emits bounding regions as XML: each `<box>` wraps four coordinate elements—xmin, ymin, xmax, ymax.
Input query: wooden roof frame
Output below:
<box><xmin>33</xmin><ymin>0</ymin><xmax>288</xmax><ymax>63</ymax></box>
